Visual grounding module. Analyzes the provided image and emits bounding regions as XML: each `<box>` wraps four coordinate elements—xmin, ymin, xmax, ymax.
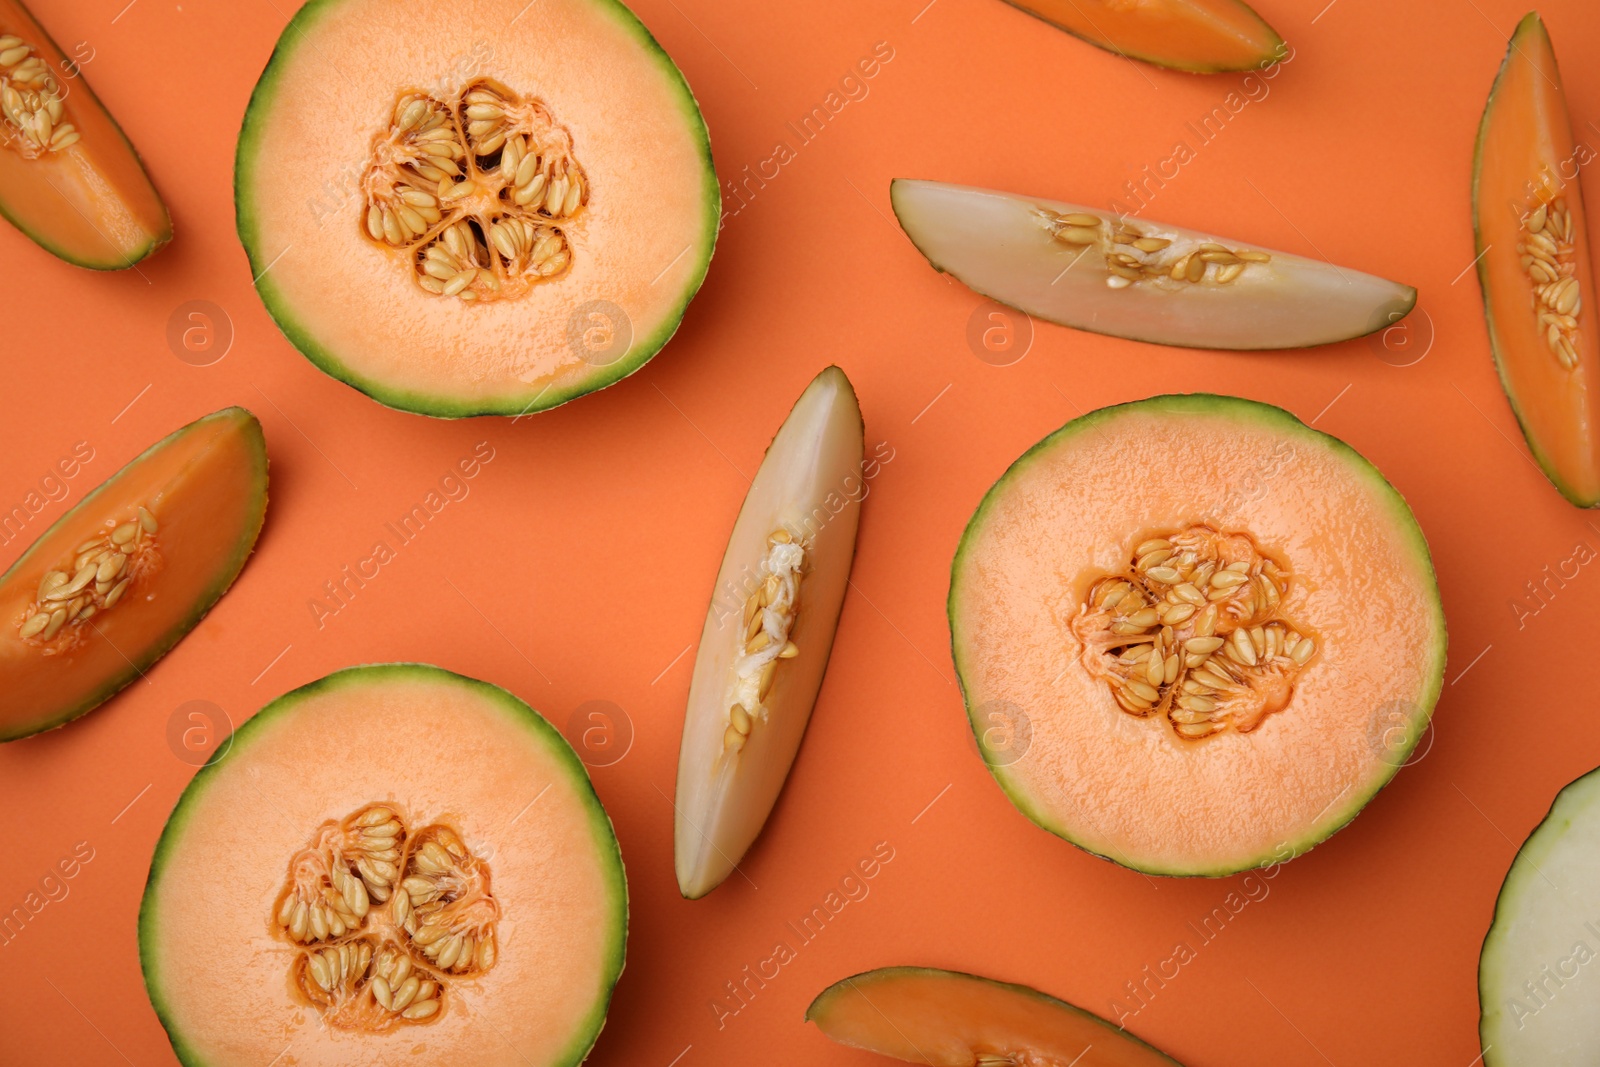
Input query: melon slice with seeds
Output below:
<box><xmin>892</xmin><ymin>179</ymin><xmax>1416</xmax><ymax>350</ymax></box>
<box><xmin>674</xmin><ymin>367</ymin><xmax>864</xmax><ymax>898</ymax></box>
<box><xmin>1001</xmin><ymin>0</ymin><xmax>1283</xmax><ymax>73</ymax></box>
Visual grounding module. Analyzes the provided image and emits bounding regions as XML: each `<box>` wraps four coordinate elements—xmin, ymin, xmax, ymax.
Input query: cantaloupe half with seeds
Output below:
<box><xmin>674</xmin><ymin>367</ymin><xmax>864</xmax><ymax>898</ymax></box>
<box><xmin>1473</xmin><ymin>13</ymin><xmax>1600</xmax><ymax>506</ymax></box>
<box><xmin>0</xmin><ymin>0</ymin><xmax>169</xmax><ymax>267</ymax></box>
<box><xmin>1479</xmin><ymin>765</ymin><xmax>1600</xmax><ymax>1065</ymax></box>
<box><xmin>949</xmin><ymin>394</ymin><xmax>1446</xmax><ymax>876</ymax></box>
<box><xmin>892</xmin><ymin>180</ymin><xmax>1416</xmax><ymax>350</ymax></box>
<box><xmin>808</xmin><ymin>967</ymin><xmax>1183</xmax><ymax>1066</ymax></box>
<box><xmin>1001</xmin><ymin>0</ymin><xmax>1282</xmax><ymax>74</ymax></box>
<box><xmin>0</xmin><ymin>409</ymin><xmax>266</xmax><ymax>741</ymax></box>
<box><xmin>236</xmin><ymin>0</ymin><xmax>717</xmax><ymax>417</ymax></box>
<box><xmin>140</xmin><ymin>664</ymin><xmax>627</xmax><ymax>1066</ymax></box>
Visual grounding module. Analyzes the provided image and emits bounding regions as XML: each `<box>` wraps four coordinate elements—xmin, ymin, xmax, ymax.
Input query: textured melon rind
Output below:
<box><xmin>947</xmin><ymin>393</ymin><xmax>1447</xmax><ymax>877</ymax></box>
<box><xmin>997</xmin><ymin>0</ymin><xmax>1284</xmax><ymax>74</ymax></box>
<box><xmin>234</xmin><ymin>0</ymin><xmax>719</xmax><ymax>418</ymax></box>
<box><xmin>137</xmin><ymin>663</ymin><xmax>629</xmax><ymax>1067</ymax></box>
<box><xmin>0</xmin><ymin>408</ymin><xmax>267</xmax><ymax>742</ymax></box>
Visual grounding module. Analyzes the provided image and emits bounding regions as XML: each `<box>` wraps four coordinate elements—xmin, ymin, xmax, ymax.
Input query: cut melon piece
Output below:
<box><xmin>949</xmin><ymin>394</ymin><xmax>1446</xmax><ymax>876</ymax></box>
<box><xmin>140</xmin><ymin>663</ymin><xmax>627</xmax><ymax>1066</ymax></box>
<box><xmin>1479</xmin><ymin>766</ymin><xmax>1600</xmax><ymax>1065</ymax></box>
<box><xmin>892</xmin><ymin>179</ymin><xmax>1416</xmax><ymax>350</ymax></box>
<box><xmin>807</xmin><ymin>966</ymin><xmax>1182</xmax><ymax>1066</ymax></box>
<box><xmin>0</xmin><ymin>0</ymin><xmax>170</xmax><ymax>268</ymax></box>
<box><xmin>1472</xmin><ymin>13</ymin><xmax>1600</xmax><ymax>506</ymax></box>
<box><xmin>237</xmin><ymin>0</ymin><xmax>718</xmax><ymax>417</ymax></box>
<box><xmin>1001</xmin><ymin>0</ymin><xmax>1283</xmax><ymax>74</ymax></box>
<box><xmin>0</xmin><ymin>408</ymin><xmax>267</xmax><ymax>741</ymax></box>
<box><xmin>674</xmin><ymin>367</ymin><xmax>864</xmax><ymax>898</ymax></box>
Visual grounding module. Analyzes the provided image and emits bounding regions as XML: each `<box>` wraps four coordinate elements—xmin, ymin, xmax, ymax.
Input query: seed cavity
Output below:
<box><xmin>1519</xmin><ymin>195</ymin><xmax>1582</xmax><ymax>369</ymax></box>
<box><xmin>0</xmin><ymin>32</ymin><xmax>77</xmax><ymax>158</ymax></box>
<box><xmin>361</xmin><ymin>79</ymin><xmax>585</xmax><ymax>304</ymax></box>
<box><xmin>15</xmin><ymin>505</ymin><xmax>158</xmax><ymax>650</ymax></box>
<box><xmin>1036</xmin><ymin>209</ymin><xmax>1272</xmax><ymax>289</ymax></box>
<box><xmin>272</xmin><ymin>804</ymin><xmax>499</xmax><ymax>1032</ymax></box>
<box><xmin>723</xmin><ymin>529</ymin><xmax>805</xmax><ymax>756</ymax></box>
<box><xmin>1070</xmin><ymin>526</ymin><xmax>1317</xmax><ymax>740</ymax></box>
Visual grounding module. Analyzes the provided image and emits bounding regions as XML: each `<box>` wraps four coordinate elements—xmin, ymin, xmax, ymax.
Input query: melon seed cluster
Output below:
<box><xmin>360</xmin><ymin>79</ymin><xmax>585</xmax><ymax>304</ymax></box>
<box><xmin>1038</xmin><ymin>208</ymin><xmax>1272</xmax><ymax>290</ymax></box>
<box><xmin>723</xmin><ymin>530</ymin><xmax>804</xmax><ymax>755</ymax></box>
<box><xmin>1519</xmin><ymin>196</ymin><xmax>1583</xmax><ymax>368</ymax></box>
<box><xmin>1070</xmin><ymin>526</ymin><xmax>1317</xmax><ymax>740</ymax></box>
<box><xmin>0</xmin><ymin>31</ymin><xmax>78</xmax><ymax>157</ymax></box>
<box><xmin>272</xmin><ymin>803</ymin><xmax>500</xmax><ymax>1031</ymax></box>
<box><xmin>17</xmin><ymin>506</ymin><xmax>157</xmax><ymax>646</ymax></box>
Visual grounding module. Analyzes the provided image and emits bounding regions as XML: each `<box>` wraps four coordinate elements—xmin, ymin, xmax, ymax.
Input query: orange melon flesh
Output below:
<box><xmin>1473</xmin><ymin>13</ymin><xmax>1600</xmax><ymax>506</ymax></box>
<box><xmin>949</xmin><ymin>395</ymin><xmax>1446</xmax><ymax>875</ymax></box>
<box><xmin>807</xmin><ymin>967</ymin><xmax>1182</xmax><ymax>1066</ymax></box>
<box><xmin>237</xmin><ymin>0</ymin><xmax>718</xmax><ymax>417</ymax></box>
<box><xmin>0</xmin><ymin>0</ymin><xmax>169</xmax><ymax>268</ymax></box>
<box><xmin>0</xmin><ymin>409</ymin><xmax>267</xmax><ymax>741</ymax></box>
<box><xmin>140</xmin><ymin>664</ymin><xmax>627</xmax><ymax>1067</ymax></box>
<box><xmin>1001</xmin><ymin>0</ymin><xmax>1283</xmax><ymax>73</ymax></box>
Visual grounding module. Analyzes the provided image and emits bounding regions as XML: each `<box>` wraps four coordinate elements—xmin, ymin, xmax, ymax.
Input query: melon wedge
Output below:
<box><xmin>0</xmin><ymin>408</ymin><xmax>267</xmax><ymax>741</ymax></box>
<box><xmin>237</xmin><ymin>0</ymin><xmax>718</xmax><ymax>417</ymax></box>
<box><xmin>1472</xmin><ymin>13</ymin><xmax>1600</xmax><ymax>506</ymax></box>
<box><xmin>891</xmin><ymin>179</ymin><xmax>1417</xmax><ymax>350</ymax></box>
<box><xmin>949</xmin><ymin>394</ymin><xmax>1446</xmax><ymax>876</ymax></box>
<box><xmin>0</xmin><ymin>0</ymin><xmax>170</xmax><ymax>268</ymax></box>
<box><xmin>1001</xmin><ymin>0</ymin><xmax>1283</xmax><ymax>74</ymax></box>
<box><xmin>674</xmin><ymin>367</ymin><xmax>864</xmax><ymax>898</ymax></box>
<box><xmin>140</xmin><ymin>664</ymin><xmax>627</xmax><ymax>1067</ymax></box>
<box><xmin>1479</xmin><ymin>765</ymin><xmax>1600</xmax><ymax>1065</ymax></box>
<box><xmin>808</xmin><ymin>967</ymin><xmax>1182</xmax><ymax>1066</ymax></box>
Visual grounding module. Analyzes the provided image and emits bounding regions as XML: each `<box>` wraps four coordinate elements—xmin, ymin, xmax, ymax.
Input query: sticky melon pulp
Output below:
<box><xmin>237</xmin><ymin>0</ymin><xmax>718</xmax><ymax>418</ymax></box>
<box><xmin>1479</xmin><ymin>766</ymin><xmax>1600</xmax><ymax>1065</ymax></box>
<box><xmin>675</xmin><ymin>367</ymin><xmax>864</xmax><ymax>898</ymax></box>
<box><xmin>0</xmin><ymin>409</ymin><xmax>267</xmax><ymax>741</ymax></box>
<box><xmin>1473</xmin><ymin>13</ymin><xmax>1600</xmax><ymax>506</ymax></box>
<box><xmin>892</xmin><ymin>180</ymin><xmax>1416</xmax><ymax>350</ymax></box>
<box><xmin>949</xmin><ymin>395</ymin><xmax>1446</xmax><ymax>876</ymax></box>
<box><xmin>140</xmin><ymin>664</ymin><xmax>627</xmax><ymax>1067</ymax></box>
<box><xmin>808</xmin><ymin>967</ymin><xmax>1182</xmax><ymax>1067</ymax></box>
<box><xmin>0</xmin><ymin>0</ymin><xmax>169</xmax><ymax>267</ymax></box>
<box><xmin>1001</xmin><ymin>0</ymin><xmax>1282</xmax><ymax>74</ymax></box>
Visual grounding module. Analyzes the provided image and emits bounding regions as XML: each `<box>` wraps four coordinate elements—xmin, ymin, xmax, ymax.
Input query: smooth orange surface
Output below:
<box><xmin>1003</xmin><ymin>0</ymin><xmax>1282</xmax><ymax>72</ymax></box>
<box><xmin>1</xmin><ymin>1</ymin><xmax>1598</xmax><ymax>1065</ymax></box>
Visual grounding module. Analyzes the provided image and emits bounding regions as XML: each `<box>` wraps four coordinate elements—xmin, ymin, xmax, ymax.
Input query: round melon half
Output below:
<box><xmin>139</xmin><ymin>664</ymin><xmax>627</xmax><ymax>1067</ymax></box>
<box><xmin>236</xmin><ymin>0</ymin><xmax>718</xmax><ymax>417</ymax></box>
<box><xmin>949</xmin><ymin>394</ymin><xmax>1446</xmax><ymax>876</ymax></box>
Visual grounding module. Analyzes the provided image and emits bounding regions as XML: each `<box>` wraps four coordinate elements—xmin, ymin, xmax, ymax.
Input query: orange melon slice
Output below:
<box><xmin>236</xmin><ymin>0</ymin><xmax>718</xmax><ymax>417</ymax></box>
<box><xmin>1001</xmin><ymin>0</ymin><xmax>1283</xmax><ymax>73</ymax></box>
<box><xmin>140</xmin><ymin>664</ymin><xmax>628</xmax><ymax>1066</ymax></box>
<box><xmin>808</xmin><ymin>966</ymin><xmax>1183</xmax><ymax>1066</ymax></box>
<box><xmin>0</xmin><ymin>409</ymin><xmax>267</xmax><ymax>741</ymax></box>
<box><xmin>1472</xmin><ymin>12</ymin><xmax>1600</xmax><ymax>505</ymax></box>
<box><xmin>949</xmin><ymin>394</ymin><xmax>1446</xmax><ymax>875</ymax></box>
<box><xmin>0</xmin><ymin>0</ymin><xmax>169</xmax><ymax>268</ymax></box>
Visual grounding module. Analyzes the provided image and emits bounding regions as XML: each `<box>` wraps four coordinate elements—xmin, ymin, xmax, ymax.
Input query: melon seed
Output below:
<box><xmin>722</xmin><ymin>531</ymin><xmax>806</xmax><ymax>756</ymax></box>
<box><xmin>17</xmin><ymin>506</ymin><xmax>158</xmax><ymax>646</ymax></box>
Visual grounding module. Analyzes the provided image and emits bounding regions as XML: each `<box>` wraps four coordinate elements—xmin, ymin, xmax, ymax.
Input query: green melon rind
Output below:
<box><xmin>805</xmin><ymin>965</ymin><xmax>1183</xmax><ymax>1065</ymax></box>
<box><xmin>1470</xmin><ymin>12</ymin><xmax>1597</xmax><ymax>507</ymax></box>
<box><xmin>1478</xmin><ymin>764</ymin><xmax>1600</xmax><ymax>1064</ymax></box>
<box><xmin>0</xmin><ymin>408</ymin><xmax>267</xmax><ymax>742</ymax></box>
<box><xmin>948</xmin><ymin>393</ymin><xmax>1447</xmax><ymax>877</ymax></box>
<box><xmin>234</xmin><ymin>0</ymin><xmax>719</xmax><ymax>419</ymax></box>
<box><xmin>137</xmin><ymin>663</ymin><xmax>628</xmax><ymax>1067</ymax></box>
<box><xmin>997</xmin><ymin>0</ymin><xmax>1284</xmax><ymax>74</ymax></box>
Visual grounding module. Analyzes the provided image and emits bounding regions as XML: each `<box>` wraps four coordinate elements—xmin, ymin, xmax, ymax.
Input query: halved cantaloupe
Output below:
<box><xmin>0</xmin><ymin>0</ymin><xmax>169</xmax><ymax>267</ymax></box>
<box><xmin>1479</xmin><ymin>765</ymin><xmax>1600</xmax><ymax>1065</ymax></box>
<box><xmin>949</xmin><ymin>394</ymin><xmax>1446</xmax><ymax>875</ymax></box>
<box><xmin>1472</xmin><ymin>13</ymin><xmax>1600</xmax><ymax>506</ymax></box>
<box><xmin>674</xmin><ymin>367</ymin><xmax>864</xmax><ymax>898</ymax></box>
<box><xmin>140</xmin><ymin>664</ymin><xmax>627</xmax><ymax>1066</ymax></box>
<box><xmin>0</xmin><ymin>408</ymin><xmax>267</xmax><ymax>741</ymax></box>
<box><xmin>1000</xmin><ymin>0</ymin><xmax>1283</xmax><ymax>73</ymax></box>
<box><xmin>237</xmin><ymin>0</ymin><xmax>718</xmax><ymax>417</ymax></box>
<box><xmin>808</xmin><ymin>967</ymin><xmax>1182</xmax><ymax>1066</ymax></box>
<box><xmin>892</xmin><ymin>180</ymin><xmax>1417</xmax><ymax>350</ymax></box>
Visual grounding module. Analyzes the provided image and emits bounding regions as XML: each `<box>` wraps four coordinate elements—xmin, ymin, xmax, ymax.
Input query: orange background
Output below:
<box><xmin>1</xmin><ymin>0</ymin><xmax>1597</xmax><ymax>1063</ymax></box>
